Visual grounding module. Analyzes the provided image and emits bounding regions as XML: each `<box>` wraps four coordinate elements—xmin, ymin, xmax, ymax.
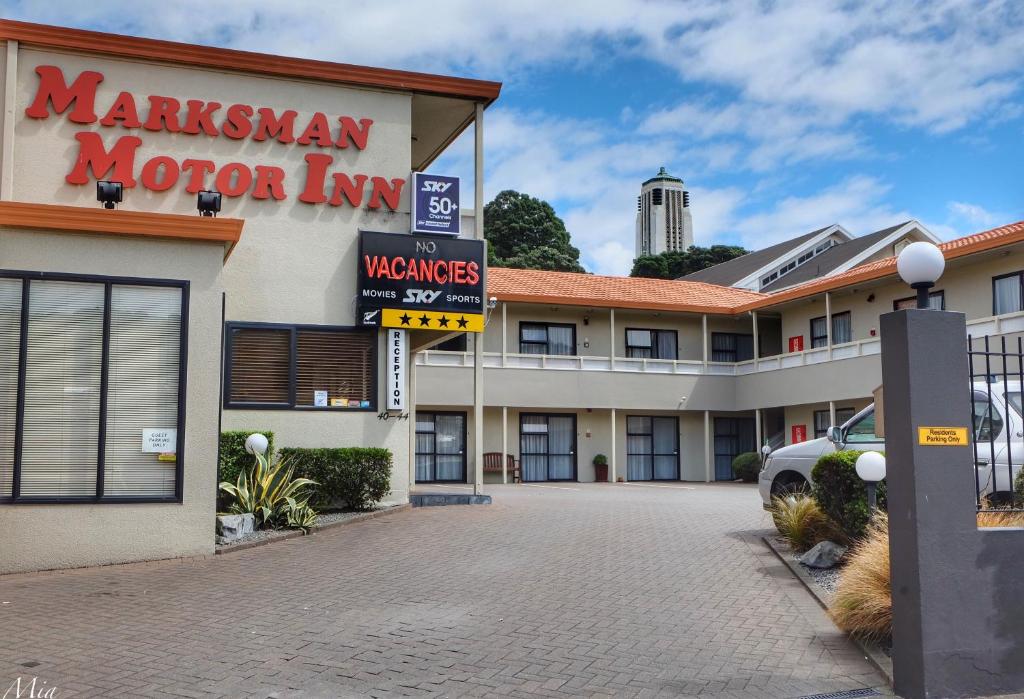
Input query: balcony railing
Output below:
<box><xmin>416</xmin><ymin>310</ymin><xmax>1024</xmax><ymax>376</ymax></box>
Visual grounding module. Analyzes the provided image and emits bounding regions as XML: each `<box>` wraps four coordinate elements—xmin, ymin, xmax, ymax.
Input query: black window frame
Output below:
<box><xmin>223</xmin><ymin>321</ymin><xmax>377</xmax><ymax>411</ymax></box>
<box><xmin>813</xmin><ymin>407</ymin><xmax>856</xmax><ymax>439</ymax></box>
<box><xmin>518</xmin><ymin>322</ymin><xmax>577</xmax><ymax>356</ymax></box>
<box><xmin>625</xmin><ymin>415</ymin><xmax>680</xmax><ymax>481</ymax></box>
<box><xmin>809</xmin><ymin>311</ymin><xmax>852</xmax><ymax>348</ymax></box>
<box><xmin>992</xmin><ymin>271</ymin><xmax>1024</xmax><ymax>316</ymax></box>
<box><xmin>893</xmin><ymin>290</ymin><xmax>945</xmax><ymax>311</ymax></box>
<box><xmin>415</xmin><ymin>410</ymin><xmax>467</xmax><ymax>483</ymax></box>
<box><xmin>0</xmin><ymin>269</ymin><xmax>189</xmax><ymax>505</ymax></box>
<box><xmin>710</xmin><ymin>332</ymin><xmax>753</xmax><ymax>363</ymax></box>
<box><xmin>624</xmin><ymin>327</ymin><xmax>678</xmax><ymax>360</ymax></box>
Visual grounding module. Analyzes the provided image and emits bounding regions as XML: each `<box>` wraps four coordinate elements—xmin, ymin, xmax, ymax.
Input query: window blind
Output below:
<box><xmin>0</xmin><ymin>278</ymin><xmax>21</xmax><ymax>497</ymax></box>
<box><xmin>19</xmin><ymin>280</ymin><xmax>104</xmax><ymax>498</ymax></box>
<box><xmin>103</xmin><ymin>285</ymin><xmax>182</xmax><ymax>498</ymax></box>
<box><xmin>296</xmin><ymin>329</ymin><xmax>373</xmax><ymax>406</ymax></box>
<box><xmin>229</xmin><ymin>327</ymin><xmax>291</xmax><ymax>404</ymax></box>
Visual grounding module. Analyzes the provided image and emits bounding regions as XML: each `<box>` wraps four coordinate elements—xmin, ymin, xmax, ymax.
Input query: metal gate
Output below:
<box><xmin>967</xmin><ymin>334</ymin><xmax>1024</xmax><ymax>510</ymax></box>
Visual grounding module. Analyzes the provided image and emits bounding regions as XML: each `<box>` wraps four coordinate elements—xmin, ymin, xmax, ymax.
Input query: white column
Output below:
<box><xmin>704</xmin><ymin>410</ymin><xmax>712</xmax><ymax>482</ymax></box>
<box><xmin>825</xmin><ymin>291</ymin><xmax>833</xmax><ymax>360</ymax></box>
<box><xmin>610</xmin><ymin>408</ymin><xmax>617</xmax><ymax>483</ymax></box>
<box><xmin>829</xmin><ymin>400</ymin><xmax>836</xmax><ymax>431</ymax></box>
<box><xmin>752</xmin><ymin>311</ymin><xmax>759</xmax><ymax>363</ymax></box>
<box><xmin>501</xmin><ymin>406</ymin><xmax>508</xmax><ymax>484</ymax></box>
<box><xmin>702</xmin><ymin>314</ymin><xmax>708</xmax><ymax>369</ymax></box>
<box><xmin>408</xmin><ymin>355</ymin><xmax>417</xmax><ymax>490</ymax></box>
<box><xmin>473</xmin><ymin>102</ymin><xmax>485</xmax><ymax>495</ymax></box>
<box><xmin>1</xmin><ymin>41</ymin><xmax>18</xmax><ymax>201</ymax></box>
<box><xmin>755</xmin><ymin>408</ymin><xmax>762</xmax><ymax>452</ymax></box>
<box><xmin>501</xmin><ymin>301</ymin><xmax>507</xmax><ymax>365</ymax></box>
<box><xmin>609</xmin><ymin>308</ymin><xmax>616</xmax><ymax>370</ymax></box>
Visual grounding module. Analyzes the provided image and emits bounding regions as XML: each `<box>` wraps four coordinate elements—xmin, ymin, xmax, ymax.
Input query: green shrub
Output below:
<box><xmin>1014</xmin><ymin>468</ymin><xmax>1024</xmax><ymax>506</ymax></box>
<box><xmin>731</xmin><ymin>452</ymin><xmax>760</xmax><ymax>482</ymax></box>
<box><xmin>811</xmin><ymin>449</ymin><xmax>887</xmax><ymax>541</ymax></box>
<box><xmin>280</xmin><ymin>447</ymin><xmax>393</xmax><ymax>511</ymax></box>
<box><xmin>220</xmin><ymin>430</ymin><xmax>275</xmax><ymax>486</ymax></box>
<box><xmin>593</xmin><ymin>454</ymin><xmax>608</xmax><ymax>466</ymax></box>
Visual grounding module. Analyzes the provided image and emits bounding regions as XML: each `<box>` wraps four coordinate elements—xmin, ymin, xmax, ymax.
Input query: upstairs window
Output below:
<box><xmin>993</xmin><ymin>272</ymin><xmax>1024</xmax><ymax>315</ymax></box>
<box><xmin>810</xmin><ymin>311</ymin><xmax>852</xmax><ymax>348</ymax></box>
<box><xmin>625</xmin><ymin>329</ymin><xmax>678</xmax><ymax>359</ymax></box>
<box><xmin>519</xmin><ymin>323</ymin><xmax>576</xmax><ymax>356</ymax></box>
<box><xmin>225</xmin><ymin>323</ymin><xmax>375</xmax><ymax>410</ymax></box>
<box><xmin>894</xmin><ymin>291</ymin><xmax>945</xmax><ymax>311</ymax></box>
<box><xmin>711</xmin><ymin>332</ymin><xmax>753</xmax><ymax>362</ymax></box>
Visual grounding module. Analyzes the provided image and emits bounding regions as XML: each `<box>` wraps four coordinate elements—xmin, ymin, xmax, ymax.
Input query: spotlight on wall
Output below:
<box><xmin>197</xmin><ymin>190</ymin><xmax>222</xmax><ymax>217</ymax></box>
<box><xmin>96</xmin><ymin>180</ymin><xmax>123</xmax><ymax>210</ymax></box>
<box><xmin>487</xmin><ymin>296</ymin><xmax>498</xmax><ymax>310</ymax></box>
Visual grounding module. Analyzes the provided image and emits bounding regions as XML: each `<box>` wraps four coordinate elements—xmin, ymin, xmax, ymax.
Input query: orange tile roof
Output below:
<box><xmin>488</xmin><ymin>220</ymin><xmax>1024</xmax><ymax>315</ymax></box>
<box><xmin>739</xmin><ymin>220</ymin><xmax>1024</xmax><ymax>311</ymax></box>
<box><xmin>487</xmin><ymin>267</ymin><xmax>767</xmax><ymax>313</ymax></box>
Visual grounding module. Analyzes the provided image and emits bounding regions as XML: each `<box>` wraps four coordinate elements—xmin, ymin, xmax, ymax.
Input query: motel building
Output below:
<box><xmin>2</xmin><ymin>21</ymin><xmax>1024</xmax><ymax>578</ymax></box>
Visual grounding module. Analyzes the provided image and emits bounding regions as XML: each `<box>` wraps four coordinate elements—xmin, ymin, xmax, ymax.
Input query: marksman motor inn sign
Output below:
<box><xmin>24</xmin><ymin>65</ymin><xmax>405</xmax><ymax>208</ymax></box>
<box><xmin>358</xmin><ymin>230</ymin><xmax>485</xmax><ymax>332</ymax></box>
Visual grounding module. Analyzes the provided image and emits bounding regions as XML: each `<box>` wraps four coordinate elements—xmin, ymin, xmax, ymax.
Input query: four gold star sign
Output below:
<box><xmin>381</xmin><ymin>308</ymin><xmax>485</xmax><ymax>332</ymax></box>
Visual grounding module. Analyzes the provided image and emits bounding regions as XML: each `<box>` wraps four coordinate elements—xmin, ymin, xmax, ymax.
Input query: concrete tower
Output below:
<box><xmin>635</xmin><ymin>167</ymin><xmax>693</xmax><ymax>257</ymax></box>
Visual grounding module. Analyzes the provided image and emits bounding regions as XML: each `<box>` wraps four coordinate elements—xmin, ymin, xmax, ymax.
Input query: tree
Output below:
<box><xmin>484</xmin><ymin>190</ymin><xmax>585</xmax><ymax>273</ymax></box>
<box><xmin>630</xmin><ymin>245</ymin><xmax>749</xmax><ymax>279</ymax></box>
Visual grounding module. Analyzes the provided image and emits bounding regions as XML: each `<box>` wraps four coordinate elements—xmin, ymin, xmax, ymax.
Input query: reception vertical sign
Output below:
<box><xmin>388</xmin><ymin>329</ymin><xmax>407</xmax><ymax>412</ymax></box>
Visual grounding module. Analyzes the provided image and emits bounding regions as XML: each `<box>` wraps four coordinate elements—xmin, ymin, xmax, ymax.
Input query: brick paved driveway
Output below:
<box><xmin>0</xmin><ymin>483</ymin><xmax>888</xmax><ymax>698</ymax></box>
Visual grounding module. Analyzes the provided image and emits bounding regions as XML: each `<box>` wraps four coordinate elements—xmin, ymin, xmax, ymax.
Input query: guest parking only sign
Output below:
<box><xmin>412</xmin><ymin>173</ymin><xmax>460</xmax><ymax>235</ymax></box>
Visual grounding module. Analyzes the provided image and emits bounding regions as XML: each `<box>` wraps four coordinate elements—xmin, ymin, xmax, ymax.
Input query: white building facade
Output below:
<box><xmin>635</xmin><ymin>167</ymin><xmax>693</xmax><ymax>257</ymax></box>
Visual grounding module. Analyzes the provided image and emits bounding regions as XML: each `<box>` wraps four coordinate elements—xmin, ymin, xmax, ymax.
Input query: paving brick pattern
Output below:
<box><xmin>0</xmin><ymin>483</ymin><xmax>889</xmax><ymax>698</ymax></box>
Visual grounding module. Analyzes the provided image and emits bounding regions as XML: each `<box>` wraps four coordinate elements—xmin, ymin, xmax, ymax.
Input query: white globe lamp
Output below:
<box><xmin>856</xmin><ymin>450</ymin><xmax>886</xmax><ymax>511</ymax></box>
<box><xmin>896</xmin><ymin>241</ymin><xmax>945</xmax><ymax>309</ymax></box>
<box><xmin>244</xmin><ymin>433</ymin><xmax>269</xmax><ymax>456</ymax></box>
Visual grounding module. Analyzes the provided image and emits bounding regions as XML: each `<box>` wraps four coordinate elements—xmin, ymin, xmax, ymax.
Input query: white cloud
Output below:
<box><xmin>948</xmin><ymin>201</ymin><xmax>1004</xmax><ymax>228</ymax></box>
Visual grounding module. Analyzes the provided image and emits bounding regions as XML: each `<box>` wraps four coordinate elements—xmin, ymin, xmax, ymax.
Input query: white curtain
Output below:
<box><xmin>994</xmin><ymin>276</ymin><xmax>1021</xmax><ymax>315</ymax></box>
<box><xmin>520</xmin><ymin>415</ymin><xmax>548</xmax><ymax>481</ymax></box>
<box><xmin>656</xmin><ymin>332</ymin><xmax>677</xmax><ymax>360</ymax></box>
<box><xmin>831</xmin><ymin>313</ymin><xmax>852</xmax><ymax>344</ymax></box>
<box><xmin>627</xmin><ymin>416</ymin><xmax>652</xmax><ymax>480</ymax></box>
<box><xmin>652</xmin><ymin>417</ymin><xmax>678</xmax><ymax>479</ymax></box>
<box><xmin>547</xmin><ymin>326</ymin><xmax>574</xmax><ymax>356</ymax></box>
<box><xmin>547</xmin><ymin>416</ymin><xmax>574</xmax><ymax>479</ymax></box>
<box><xmin>434</xmin><ymin>414</ymin><xmax>464</xmax><ymax>481</ymax></box>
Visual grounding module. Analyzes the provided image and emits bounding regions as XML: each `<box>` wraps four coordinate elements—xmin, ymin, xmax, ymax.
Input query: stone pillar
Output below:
<box><xmin>881</xmin><ymin>308</ymin><xmax>982</xmax><ymax>698</ymax></box>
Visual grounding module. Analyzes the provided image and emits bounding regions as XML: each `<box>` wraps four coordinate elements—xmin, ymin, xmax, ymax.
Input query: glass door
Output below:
<box><xmin>520</xmin><ymin>414</ymin><xmax>577</xmax><ymax>482</ymax></box>
<box><xmin>713</xmin><ymin>417</ymin><xmax>756</xmax><ymax>481</ymax></box>
<box><xmin>627</xmin><ymin>416</ymin><xmax>679</xmax><ymax>481</ymax></box>
<box><xmin>415</xmin><ymin>412</ymin><xmax>466</xmax><ymax>482</ymax></box>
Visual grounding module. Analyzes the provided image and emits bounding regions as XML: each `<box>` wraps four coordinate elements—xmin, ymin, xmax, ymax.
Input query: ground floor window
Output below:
<box><xmin>520</xmin><ymin>414</ymin><xmax>576</xmax><ymax>481</ymax></box>
<box><xmin>0</xmin><ymin>271</ymin><xmax>186</xmax><ymax>503</ymax></box>
<box><xmin>713</xmin><ymin>417</ymin><xmax>756</xmax><ymax>481</ymax></box>
<box><xmin>813</xmin><ymin>407</ymin><xmax>856</xmax><ymax>438</ymax></box>
<box><xmin>626</xmin><ymin>416</ymin><xmax>679</xmax><ymax>480</ymax></box>
<box><xmin>415</xmin><ymin>412</ymin><xmax>466</xmax><ymax>482</ymax></box>
<box><xmin>224</xmin><ymin>322</ymin><xmax>375</xmax><ymax>410</ymax></box>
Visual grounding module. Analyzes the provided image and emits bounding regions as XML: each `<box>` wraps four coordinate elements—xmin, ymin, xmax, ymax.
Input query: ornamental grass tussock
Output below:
<box><xmin>770</xmin><ymin>494</ymin><xmax>835</xmax><ymax>553</ymax></box>
<box><xmin>829</xmin><ymin>512</ymin><xmax>891</xmax><ymax>641</ymax></box>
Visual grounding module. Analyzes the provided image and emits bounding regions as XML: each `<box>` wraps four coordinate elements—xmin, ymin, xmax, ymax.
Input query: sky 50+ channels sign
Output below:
<box><xmin>358</xmin><ymin>230</ymin><xmax>485</xmax><ymax>332</ymax></box>
<box><xmin>412</xmin><ymin>172</ymin><xmax>460</xmax><ymax>235</ymax></box>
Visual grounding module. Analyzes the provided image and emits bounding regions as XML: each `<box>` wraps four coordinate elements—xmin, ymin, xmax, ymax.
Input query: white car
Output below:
<box><xmin>758</xmin><ymin>381</ymin><xmax>1024</xmax><ymax>509</ymax></box>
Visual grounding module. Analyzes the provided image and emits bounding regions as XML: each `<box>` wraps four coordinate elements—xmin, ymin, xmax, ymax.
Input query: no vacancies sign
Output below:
<box><xmin>358</xmin><ymin>230</ymin><xmax>485</xmax><ymax>332</ymax></box>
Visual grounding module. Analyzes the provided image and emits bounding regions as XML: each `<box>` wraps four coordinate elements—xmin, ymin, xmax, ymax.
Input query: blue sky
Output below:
<box><xmin>4</xmin><ymin>0</ymin><xmax>1023</xmax><ymax>274</ymax></box>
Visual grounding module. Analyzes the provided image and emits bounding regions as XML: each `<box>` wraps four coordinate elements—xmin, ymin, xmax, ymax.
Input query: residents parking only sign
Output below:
<box><xmin>412</xmin><ymin>172</ymin><xmax>460</xmax><ymax>235</ymax></box>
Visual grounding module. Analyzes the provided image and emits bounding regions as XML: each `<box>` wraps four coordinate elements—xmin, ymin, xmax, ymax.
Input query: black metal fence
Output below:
<box><xmin>967</xmin><ymin>334</ymin><xmax>1024</xmax><ymax>511</ymax></box>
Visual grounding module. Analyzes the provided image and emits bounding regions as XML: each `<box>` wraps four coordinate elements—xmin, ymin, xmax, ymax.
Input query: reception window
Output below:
<box><xmin>0</xmin><ymin>271</ymin><xmax>187</xmax><ymax>503</ymax></box>
<box><xmin>224</xmin><ymin>322</ymin><xmax>376</xmax><ymax>410</ymax></box>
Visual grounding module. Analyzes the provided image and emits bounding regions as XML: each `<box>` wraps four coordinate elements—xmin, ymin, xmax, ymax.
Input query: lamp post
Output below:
<box><xmin>896</xmin><ymin>241</ymin><xmax>946</xmax><ymax>309</ymax></box>
<box><xmin>856</xmin><ymin>450</ymin><xmax>886</xmax><ymax>512</ymax></box>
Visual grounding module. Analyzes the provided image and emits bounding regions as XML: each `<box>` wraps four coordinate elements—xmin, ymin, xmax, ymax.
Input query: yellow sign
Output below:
<box><xmin>918</xmin><ymin>427</ymin><xmax>969</xmax><ymax>446</ymax></box>
<box><xmin>381</xmin><ymin>308</ymin><xmax>484</xmax><ymax>333</ymax></box>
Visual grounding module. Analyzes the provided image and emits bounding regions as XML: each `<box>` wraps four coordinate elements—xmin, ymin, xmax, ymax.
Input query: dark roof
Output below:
<box><xmin>680</xmin><ymin>226</ymin><xmax>834</xmax><ymax>286</ymax></box>
<box><xmin>643</xmin><ymin>166</ymin><xmax>683</xmax><ymax>186</ymax></box>
<box><xmin>759</xmin><ymin>221</ymin><xmax>912</xmax><ymax>292</ymax></box>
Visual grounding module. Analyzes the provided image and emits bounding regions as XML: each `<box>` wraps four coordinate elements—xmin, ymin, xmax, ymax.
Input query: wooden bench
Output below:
<box><xmin>483</xmin><ymin>452</ymin><xmax>520</xmax><ymax>483</ymax></box>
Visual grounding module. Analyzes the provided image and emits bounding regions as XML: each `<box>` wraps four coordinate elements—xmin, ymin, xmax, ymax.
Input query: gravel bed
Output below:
<box><xmin>772</xmin><ymin>535</ymin><xmax>842</xmax><ymax>598</ymax></box>
<box><xmin>216</xmin><ymin>506</ymin><xmax>393</xmax><ymax>549</ymax></box>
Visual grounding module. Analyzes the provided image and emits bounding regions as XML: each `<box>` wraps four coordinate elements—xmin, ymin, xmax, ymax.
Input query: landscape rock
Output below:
<box><xmin>800</xmin><ymin>540</ymin><xmax>847</xmax><ymax>569</ymax></box>
<box><xmin>216</xmin><ymin>513</ymin><xmax>255</xmax><ymax>543</ymax></box>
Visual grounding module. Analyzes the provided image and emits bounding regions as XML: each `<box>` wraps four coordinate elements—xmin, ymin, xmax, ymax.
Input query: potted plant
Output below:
<box><xmin>593</xmin><ymin>454</ymin><xmax>609</xmax><ymax>482</ymax></box>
